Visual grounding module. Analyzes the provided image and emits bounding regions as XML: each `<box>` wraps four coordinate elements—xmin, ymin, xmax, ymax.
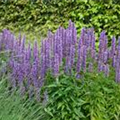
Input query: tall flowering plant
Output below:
<box><xmin>1</xmin><ymin>20</ymin><xmax>120</xmax><ymax>100</ymax></box>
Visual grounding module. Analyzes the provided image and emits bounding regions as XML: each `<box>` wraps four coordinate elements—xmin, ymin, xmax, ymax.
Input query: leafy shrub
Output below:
<box><xmin>1</xmin><ymin>20</ymin><xmax>120</xmax><ymax>98</ymax></box>
<box><xmin>44</xmin><ymin>70</ymin><xmax>120</xmax><ymax>120</ymax></box>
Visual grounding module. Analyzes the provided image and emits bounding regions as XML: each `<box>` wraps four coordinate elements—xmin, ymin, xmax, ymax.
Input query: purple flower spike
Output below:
<box><xmin>44</xmin><ymin>39</ymin><xmax>50</xmax><ymax>69</ymax></box>
<box><xmin>76</xmin><ymin>47</ymin><xmax>83</xmax><ymax>74</ymax></box>
<box><xmin>91</xmin><ymin>28</ymin><xmax>96</xmax><ymax>50</ymax></box>
<box><xmin>65</xmin><ymin>56</ymin><xmax>71</xmax><ymax>75</ymax></box>
<box><xmin>53</xmin><ymin>53</ymin><xmax>60</xmax><ymax>77</ymax></box>
<box><xmin>82</xmin><ymin>46</ymin><xmax>87</xmax><ymax>72</ymax></box>
<box><xmin>76</xmin><ymin>74</ymin><xmax>81</xmax><ymax>79</ymax></box>
<box><xmin>33</xmin><ymin>40</ymin><xmax>39</xmax><ymax>61</ymax></box>
<box><xmin>70</xmin><ymin>45</ymin><xmax>75</xmax><ymax>68</ymax></box>
<box><xmin>31</xmin><ymin>62</ymin><xmax>38</xmax><ymax>88</ymax></box>
<box><xmin>71</xmin><ymin>22</ymin><xmax>77</xmax><ymax>45</ymax></box>
<box><xmin>112</xmin><ymin>55</ymin><xmax>116</xmax><ymax>67</ymax></box>
<box><xmin>20</xmin><ymin>35</ymin><xmax>26</xmax><ymax>54</ymax></box>
<box><xmin>78</xmin><ymin>28</ymin><xmax>86</xmax><ymax>47</ymax></box>
<box><xmin>40</xmin><ymin>54</ymin><xmax>46</xmax><ymax>79</ymax></box>
<box><xmin>18</xmin><ymin>32</ymin><xmax>22</xmax><ymax>46</ymax></box>
<box><xmin>111</xmin><ymin>36</ymin><xmax>116</xmax><ymax>58</ymax></box>
<box><xmin>86</xmin><ymin>29</ymin><xmax>90</xmax><ymax>48</ymax></box>
<box><xmin>115</xmin><ymin>67</ymin><xmax>120</xmax><ymax>83</ymax></box>
<box><xmin>58</xmin><ymin>38</ymin><xmax>63</xmax><ymax>65</ymax></box>
<box><xmin>104</xmin><ymin>64</ymin><xmax>109</xmax><ymax>77</ymax></box>
<box><xmin>103</xmin><ymin>51</ymin><xmax>108</xmax><ymax>63</ymax></box>
<box><xmin>68</xmin><ymin>19</ymin><xmax>73</xmax><ymax>29</ymax></box>
<box><xmin>99</xmin><ymin>31</ymin><xmax>108</xmax><ymax>59</ymax></box>
<box><xmin>26</xmin><ymin>43</ymin><xmax>31</xmax><ymax>61</ymax></box>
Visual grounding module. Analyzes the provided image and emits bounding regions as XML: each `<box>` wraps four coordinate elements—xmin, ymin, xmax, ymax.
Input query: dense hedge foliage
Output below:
<box><xmin>0</xmin><ymin>0</ymin><xmax>120</xmax><ymax>40</ymax></box>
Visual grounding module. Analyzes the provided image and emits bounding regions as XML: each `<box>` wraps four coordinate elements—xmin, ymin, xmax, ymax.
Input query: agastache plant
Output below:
<box><xmin>1</xmin><ymin>20</ymin><xmax>120</xmax><ymax>101</ymax></box>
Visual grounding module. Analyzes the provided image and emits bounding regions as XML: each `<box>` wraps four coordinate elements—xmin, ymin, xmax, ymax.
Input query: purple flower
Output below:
<box><xmin>98</xmin><ymin>61</ymin><xmax>103</xmax><ymax>72</ymax></box>
<box><xmin>82</xmin><ymin>46</ymin><xmax>87</xmax><ymax>72</ymax></box>
<box><xmin>62</xmin><ymin>29</ymin><xmax>67</xmax><ymax>57</ymax></box>
<box><xmin>76</xmin><ymin>45</ymin><xmax>83</xmax><ymax>74</ymax></box>
<box><xmin>111</xmin><ymin>36</ymin><xmax>116</xmax><ymax>58</ymax></box>
<box><xmin>70</xmin><ymin>21</ymin><xmax>77</xmax><ymax>45</ymax></box>
<box><xmin>53</xmin><ymin>53</ymin><xmax>60</xmax><ymax>76</ymax></box>
<box><xmin>112</xmin><ymin>55</ymin><xmax>116</xmax><ymax>67</ymax></box>
<box><xmin>115</xmin><ymin>63</ymin><xmax>120</xmax><ymax>83</ymax></box>
<box><xmin>65</xmin><ymin>56</ymin><xmax>71</xmax><ymax>75</ymax></box>
<box><xmin>65</xmin><ymin>28</ymin><xmax>72</xmax><ymax>56</ymax></box>
<box><xmin>86</xmin><ymin>29</ymin><xmax>90</xmax><ymax>48</ymax></box>
<box><xmin>19</xmin><ymin>35</ymin><xmax>26</xmax><ymax>54</ymax></box>
<box><xmin>90</xmin><ymin>28</ymin><xmax>96</xmax><ymax>59</ymax></box>
<box><xmin>78</xmin><ymin>28</ymin><xmax>86</xmax><ymax>47</ymax></box>
<box><xmin>98</xmin><ymin>31</ymin><xmax>108</xmax><ymax>59</ymax></box>
<box><xmin>44</xmin><ymin>39</ymin><xmax>50</xmax><ymax>69</ymax></box>
<box><xmin>70</xmin><ymin>45</ymin><xmax>75</xmax><ymax>67</ymax></box>
<box><xmin>26</xmin><ymin>43</ymin><xmax>31</xmax><ymax>61</ymax></box>
<box><xmin>88</xmin><ymin>63</ymin><xmax>93</xmax><ymax>72</ymax></box>
<box><xmin>68</xmin><ymin>19</ymin><xmax>73</xmax><ymax>29</ymax></box>
<box><xmin>91</xmin><ymin>28</ymin><xmax>96</xmax><ymax>50</ymax></box>
<box><xmin>104</xmin><ymin>64</ymin><xmax>109</xmax><ymax>77</ymax></box>
<box><xmin>76</xmin><ymin>74</ymin><xmax>81</xmax><ymax>79</ymax></box>
<box><xmin>31</xmin><ymin>62</ymin><xmax>38</xmax><ymax>88</ymax></box>
<box><xmin>40</xmin><ymin>54</ymin><xmax>46</xmax><ymax>79</ymax></box>
<box><xmin>33</xmin><ymin>40</ymin><xmax>39</xmax><ymax>61</ymax></box>
<box><xmin>103</xmin><ymin>51</ymin><xmax>108</xmax><ymax>63</ymax></box>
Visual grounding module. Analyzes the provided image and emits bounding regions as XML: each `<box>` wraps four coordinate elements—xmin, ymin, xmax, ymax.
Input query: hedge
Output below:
<box><xmin>0</xmin><ymin>0</ymin><xmax>120</xmax><ymax>41</ymax></box>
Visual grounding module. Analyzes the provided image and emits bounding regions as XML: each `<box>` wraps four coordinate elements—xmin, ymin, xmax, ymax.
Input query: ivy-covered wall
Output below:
<box><xmin>0</xmin><ymin>0</ymin><xmax>120</xmax><ymax>40</ymax></box>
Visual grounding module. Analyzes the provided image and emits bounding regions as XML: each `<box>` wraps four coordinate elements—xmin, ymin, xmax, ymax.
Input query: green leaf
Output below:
<box><xmin>44</xmin><ymin>108</ymin><xmax>53</xmax><ymax>117</ymax></box>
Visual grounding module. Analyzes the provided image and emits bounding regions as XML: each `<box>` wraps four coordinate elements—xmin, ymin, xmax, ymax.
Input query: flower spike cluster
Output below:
<box><xmin>0</xmin><ymin>20</ymin><xmax>120</xmax><ymax>100</ymax></box>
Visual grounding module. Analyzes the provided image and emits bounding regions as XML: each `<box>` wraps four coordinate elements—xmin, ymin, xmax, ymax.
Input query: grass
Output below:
<box><xmin>0</xmin><ymin>75</ymin><xmax>46</xmax><ymax>120</ymax></box>
<box><xmin>0</xmin><ymin>51</ymin><xmax>45</xmax><ymax>120</ymax></box>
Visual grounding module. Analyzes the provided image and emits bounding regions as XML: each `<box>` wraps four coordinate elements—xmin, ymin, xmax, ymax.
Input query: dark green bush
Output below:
<box><xmin>43</xmin><ymin>70</ymin><xmax>120</xmax><ymax>120</ymax></box>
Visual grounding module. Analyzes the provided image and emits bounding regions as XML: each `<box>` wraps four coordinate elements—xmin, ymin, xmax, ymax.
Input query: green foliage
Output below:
<box><xmin>0</xmin><ymin>51</ymin><xmax>46</xmax><ymax>120</ymax></box>
<box><xmin>0</xmin><ymin>45</ymin><xmax>120</xmax><ymax>120</ymax></box>
<box><xmin>0</xmin><ymin>0</ymin><xmax>120</xmax><ymax>40</ymax></box>
<box><xmin>44</xmin><ymin>70</ymin><xmax>120</xmax><ymax>120</ymax></box>
<box><xmin>0</xmin><ymin>50</ymin><xmax>10</xmax><ymax>68</ymax></box>
<box><xmin>0</xmin><ymin>75</ymin><xmax>47</xmax><ymax>120</ymax></box>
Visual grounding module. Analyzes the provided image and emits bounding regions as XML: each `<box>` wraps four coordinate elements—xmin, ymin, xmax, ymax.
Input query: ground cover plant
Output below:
<box><xmin>0</xmin><ymin>20</ymin><xmax>120</xmax><ymax>119</ymax></box>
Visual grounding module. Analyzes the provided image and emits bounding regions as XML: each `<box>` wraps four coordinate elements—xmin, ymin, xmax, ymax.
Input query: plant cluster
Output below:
<box><xmin>0</xmin><ymin>20</ymin><xmax>120</xmax><ymax>98</ymax></box>
<box><xmin>43</xmin><ymin>71</ymin><xmax>120</xmax><ymax>120</ymax></box>
<box><xmin>1</xmin><ymin>20</ymin><xmax>120</xmax><ymax>119</ymax></box>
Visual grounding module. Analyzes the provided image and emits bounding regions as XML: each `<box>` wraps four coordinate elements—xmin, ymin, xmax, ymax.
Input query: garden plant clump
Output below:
<box><xmin>0</xmin><ymin>20</ymin><xmax>120</xmax><ymax>119</ymax></box>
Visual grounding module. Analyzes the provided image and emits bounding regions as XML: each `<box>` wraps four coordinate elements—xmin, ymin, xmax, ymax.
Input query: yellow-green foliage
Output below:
<box><xmin>0</xmin><ymin>0</ymin><xmax>120</xmax><ymax>40</ymax></box>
